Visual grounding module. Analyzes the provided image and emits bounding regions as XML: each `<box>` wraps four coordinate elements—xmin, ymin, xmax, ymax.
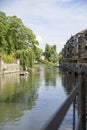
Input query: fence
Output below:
<box><xmin>41</xmin><ymin>70</ymin><xmax>86</xmax><ymax>130</ymax></box>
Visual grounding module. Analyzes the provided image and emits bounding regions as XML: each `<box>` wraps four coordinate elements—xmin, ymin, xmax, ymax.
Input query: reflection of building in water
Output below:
<box><xmin>61</xmin><ymin>70</ymin><xmax>77</xmax><ymax>94</ymax></box>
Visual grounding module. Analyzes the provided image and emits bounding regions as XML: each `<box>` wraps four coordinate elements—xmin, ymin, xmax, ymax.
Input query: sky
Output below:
<box><xmin>0</xmin><ymin>0</ymin><xmax>87</xmax><ymax>52</ymax></box>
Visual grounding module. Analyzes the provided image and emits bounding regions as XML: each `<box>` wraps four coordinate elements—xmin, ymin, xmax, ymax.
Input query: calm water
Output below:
<box><xmin>0</xmin><ymin>66</ymin><xmax>78</xmax><ymax>130</ymax></box>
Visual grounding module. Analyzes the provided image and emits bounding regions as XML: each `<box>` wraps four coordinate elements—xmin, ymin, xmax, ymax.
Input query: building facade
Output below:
<box><xmin>62</xmin><ymin>29</ymin><xmax>87</xmax><ymax>66</ymax></box>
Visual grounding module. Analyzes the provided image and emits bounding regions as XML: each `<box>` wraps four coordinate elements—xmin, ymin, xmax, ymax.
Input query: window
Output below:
<box><xmin>85</xmin><ymin>44</ymin><xmax>87</xmax><ymax>49</ymax></box>
<box><xmin>85</xmin><ymin>33</ymin><xmax>87</xmax><ymax>40</ymax></box>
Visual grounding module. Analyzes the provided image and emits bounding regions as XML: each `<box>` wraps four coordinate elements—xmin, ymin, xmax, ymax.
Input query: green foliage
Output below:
<box><xmin>58</xmin><ymin>51</ymin><xmax>62</xmax><ymax>64</ymax></box>
<box><xmin>0</xmin><ymin>11</ymin><xmax>8</xmax><ymax>25</ymax></box>
<box><xmin>43</xmin><ymin>59</ymin><xmax>53</xmax><ymax>65</ymax></box>
<box><xmin>2</xmin><ymin>54</ymin><xmax>14</xmax><ymax>63</ymax></box>
<box><xmin>44</xmin><ymin>44</ymin><xmax>51</xmax><ymax>61</ymax></box>
<box><xmin>44</xmin><ymin>44</ymin><xmax>58</xmax><ymax>63</ymax></box>
<box><xmin>0</xmin><ymin>11</ymin><xmax>40</xmax><ymax>67</ymax></box>
<box><xmin>0</xmin><ymin>22</ymin><xmax>8</xmax><ymax>52</ymax></box>
<box><xmin>15</xmin><ymin>49</ymin><xmax>35</xmax><ymax>69</ymax></box>
<box><xmin>33</xmin><ymin>47</ymin><xmax>43</xmax><ymax>62</ymax></box>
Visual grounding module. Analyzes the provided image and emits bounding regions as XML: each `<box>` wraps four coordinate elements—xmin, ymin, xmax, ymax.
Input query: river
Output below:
<box><xmin>0</xmin><ymin>66</ymin><xmax>78</xmax><ymax>130</ymax></box>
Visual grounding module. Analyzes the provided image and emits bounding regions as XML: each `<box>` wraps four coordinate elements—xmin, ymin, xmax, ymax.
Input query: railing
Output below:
<box><xmin>41</xmin><ymin>72</ymin><xmax>86</xmax><ymax>130</ymax></box>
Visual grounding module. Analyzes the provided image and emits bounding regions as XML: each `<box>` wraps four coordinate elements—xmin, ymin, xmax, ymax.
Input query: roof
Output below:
<box><xmin>77</xmin><ymin>29</ymin><xmax>87</xmax><ymax>34</ymax></box>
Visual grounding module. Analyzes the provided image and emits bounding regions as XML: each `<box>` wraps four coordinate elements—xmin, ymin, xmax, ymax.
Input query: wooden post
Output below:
<box><xmin>78</xmin><ymin>66</ymin><xmax>86</xmax><ymax>130</ymax></box>
<box><xmin>81</xmin><ymin>75</ymin><xmax>86</xmax><ymax>130</ymax></box>
<box><xmin>73</xmin><ymin>99</ymin><xmax>76</xmax><ymax>130</ymax></box>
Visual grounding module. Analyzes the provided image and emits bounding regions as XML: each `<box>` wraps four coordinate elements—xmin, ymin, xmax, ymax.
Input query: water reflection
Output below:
<box><xmin>0</xmin><ymin>67</ymin><xmax>79</xmax><ymax>130</ymax></box>
<box><xmin>59</xmin><ymin>69</ymin><xmax>79</xmax><ymax>130</ymax></box>
<box><xmin>44</xmin><ymin>67</ymin><xmax>58</xmax><ymax>87</ymax></box>
<box><xmin>61</xmin><ymin>70</ymin><xmax>78</xmax><ymax>94</ymax></box>
<box><xmin>0</xmin><ymin>71</ymin><xmax>40</xmax><ymax>124</ymax></box>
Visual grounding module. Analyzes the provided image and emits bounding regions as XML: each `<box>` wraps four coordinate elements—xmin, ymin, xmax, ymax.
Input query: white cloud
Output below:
<box><xmin>36</xmin><ymin>35</ymin><xmax>43</xmax><ymax>43</ymax></box>
<box><xmin>61</xmin><ymin>0</ymin><xmax>73</xmax><ymax>2</ymax></box>
<box><xmin>0</xmin><ymin>0</ymin><xmax>87</xmax><ymax>52</ymax></box>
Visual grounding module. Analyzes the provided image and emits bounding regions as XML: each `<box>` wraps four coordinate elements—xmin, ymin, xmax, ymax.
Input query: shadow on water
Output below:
<box><xmin>61</xmin><ymin>70</ymin><xmax>78</xmax><ymax>95</ymax></box>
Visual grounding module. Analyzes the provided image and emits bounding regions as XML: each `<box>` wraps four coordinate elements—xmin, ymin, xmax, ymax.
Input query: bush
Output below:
<box><xmin>43</xmin><ymin>59</ymin><xmax>54</xmax><ymax>66</ymax></box>
<box><xmin>2</xmin><ymin>54</ymin><xmax>14</xmax><ymax>63</ymax></box>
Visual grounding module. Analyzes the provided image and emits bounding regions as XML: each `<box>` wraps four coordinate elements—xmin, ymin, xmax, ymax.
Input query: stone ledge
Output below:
<box><xmin>0</xmin><ymin>70</ymin><xmax>21</xmax><ymax>75</ymax></box>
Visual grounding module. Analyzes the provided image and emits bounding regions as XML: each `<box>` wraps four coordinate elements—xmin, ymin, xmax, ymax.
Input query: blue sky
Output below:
<box><xmin>0</xmin><ymin>0</ymin><xmax>87</xmax><ymax>52</ymax></box>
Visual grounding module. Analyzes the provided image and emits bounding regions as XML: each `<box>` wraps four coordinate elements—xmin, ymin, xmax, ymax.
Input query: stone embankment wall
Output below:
<box><xmin>0</xmin><ymin>55</ymin><xmax>20</xmax><ymax>74</ymax></box>
<box><xmin>61</xmin><ymin>63</ymin><xmax>87</xmax><ymax>75</ymax></box>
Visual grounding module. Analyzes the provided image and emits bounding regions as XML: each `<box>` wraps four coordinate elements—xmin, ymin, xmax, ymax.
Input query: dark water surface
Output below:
<box><xmin>0</xmin><ymin>66</ymin><xmax>78</xmax><ymax>130</ymax></box>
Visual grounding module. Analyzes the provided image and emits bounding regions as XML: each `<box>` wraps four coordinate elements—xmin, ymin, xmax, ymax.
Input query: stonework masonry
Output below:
<box><xmin>0</xmin><ymin>55</ymin><xmax>20</xmax><ymax>74</ymax></box>
<box><xmin>62</xmin><ymin>29</ymin><xmax>87</xmax><ymax>74</ymax></box>
<box><xmin>62</xmin><ymin>29</ymin><xmax>87</xmax><ymax>65</ymax></box>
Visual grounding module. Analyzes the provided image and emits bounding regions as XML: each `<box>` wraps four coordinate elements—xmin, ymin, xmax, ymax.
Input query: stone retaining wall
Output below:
<box><xmin>61</xmin><ymin>63</ymin><xmax>87</xmax><ymax>75</ymax></box>
<box><xmin>0</xmin><ymin>56</ymin><xmax>20</xmax><ymax>73</ymax></box>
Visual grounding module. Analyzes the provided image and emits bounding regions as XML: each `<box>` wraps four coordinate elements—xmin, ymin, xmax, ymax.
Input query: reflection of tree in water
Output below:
<box><xmin>44</xmin><ymin>67</ymin><xmax>58</xmax><ymax>87</ymax></box>
<box><xmin>0</xmin><ymin>70</ymin><xmax>40</xmax><ymax>123</ymax></box>
<box><xmin>61</xmin><ymin>70</ymin><xmax>78</xmax><ymax>95</ymax></box>
<box><xmin>57</xmin><ymin>68</ymin><xmax>63</xmax><ymax>79</ymax></box>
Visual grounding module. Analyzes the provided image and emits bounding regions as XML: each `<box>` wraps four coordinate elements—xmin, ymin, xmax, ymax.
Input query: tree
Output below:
<box><xmin>15</xmin><ymin>49</ymin><xmax>35</xmax><ymax>69</ymax></box>
<box><xmin>0</xmin><ymin>11</ymin><xmax>40</xmax><ymax>68</ymax></box>
<box><xmin>58</xmin><ymin>51</ymin><xmax>62</xmax><ymax>64</ymax></box>
<box><xmin>0</xmin><ymin>11</ymin><xmax>8</xmax><ymax>25</ymax></box>
<box><xmin>33</xmin><ymin>47</ymin><xmax>43</xmax><ymax>62</ymax></box>
<box><xmin>0</xmin><ymin>11</ymin><xmax>39</xmax><ymax>54</ymax></box>
<box><xmin>44</xmin><ymin>44</ymin><xmax>58</xmax><ymax>63</ymax></box>
<box><xmin>44</xmin><ymin>44</ymin><xmax>51</xmax><ymax>61</ymax></box>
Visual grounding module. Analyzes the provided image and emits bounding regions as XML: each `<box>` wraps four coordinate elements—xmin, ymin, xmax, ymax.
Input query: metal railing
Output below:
<box><xmin>41</xmin><ymin>74</ymin><xmax>86</xmax><ymax>130</ymax></box>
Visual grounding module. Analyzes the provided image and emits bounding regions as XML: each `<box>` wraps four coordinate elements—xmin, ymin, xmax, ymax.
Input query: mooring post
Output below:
<box><xmin>73</xmin><ymin>98</ymin><xmax>76</xmax><ymax>130</ymax></box>
<box><xmin>78</xmin><ymin>65</ymin><xmax>86</xmax><ymax>130</ymax></box>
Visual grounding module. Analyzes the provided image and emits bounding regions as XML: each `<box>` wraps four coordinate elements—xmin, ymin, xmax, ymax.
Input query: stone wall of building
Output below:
<box><xmin>61</xmin><ymin>29</ymin><xmax>87</xmax><ymax>75</ymax></box>
<box><xmin>62</xmin><ymin>29</ymin><xmax>87</xmax><ymax>65</ymax></box>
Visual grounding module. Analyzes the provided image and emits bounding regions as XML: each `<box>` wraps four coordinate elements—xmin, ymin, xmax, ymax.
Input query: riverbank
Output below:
<box><xmin>0</xmin><ymin>70</ymin><xmax>21</xmax><ymax>75</ymax></box>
